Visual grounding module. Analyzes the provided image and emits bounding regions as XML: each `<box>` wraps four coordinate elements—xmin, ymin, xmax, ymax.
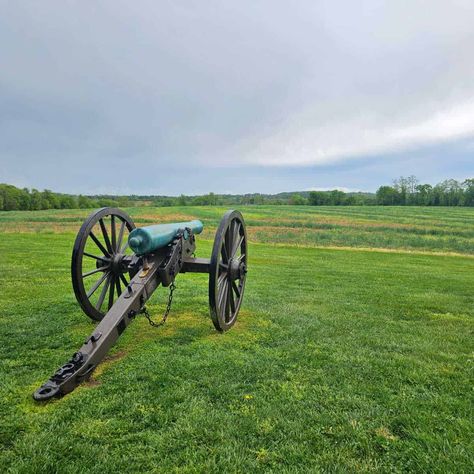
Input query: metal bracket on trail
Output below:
<box><xmin>33</xmin><ymin>208</ymin><xmax>248</xmax><ymax>401</ymax></box>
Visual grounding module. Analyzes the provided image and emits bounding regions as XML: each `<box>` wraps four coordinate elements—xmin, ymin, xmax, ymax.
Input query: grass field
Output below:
<box><xmin>0</xmin><ymin>206</ymin><xmax>473</xmax><ymax>472</ymax></box>
<box><xmin>2</xmin><ymin>205</ymin><xmax>474</xmax><ymax>255</ymax></box>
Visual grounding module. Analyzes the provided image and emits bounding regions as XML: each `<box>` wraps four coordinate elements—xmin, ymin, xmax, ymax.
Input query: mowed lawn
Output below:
<box><xmin>0</xmin><ymin>206</ymin><xmax>473</xmax><ymax>472</ymax></box>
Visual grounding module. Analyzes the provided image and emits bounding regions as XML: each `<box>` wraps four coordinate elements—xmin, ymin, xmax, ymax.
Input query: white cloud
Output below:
<box><xmin>238</xmin><ymin>100</ymin><xmax>474</xmax><ymax>167</ymax></box>
<box><xmin>1</xmin><ymin>0</ymin><xmax>474</xmax><ymax>192</ymax></box>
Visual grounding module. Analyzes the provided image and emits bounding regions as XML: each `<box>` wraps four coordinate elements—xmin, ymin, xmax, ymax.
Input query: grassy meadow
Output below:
<box><xmin>2</xmin><ymin>205</ymin><xmax>474</xmax><ymax>255</ymax></box>
<box><xmin>0</xmin><ymin>206</ymin><xmax>473</xmax><ymax>472</ymax></box>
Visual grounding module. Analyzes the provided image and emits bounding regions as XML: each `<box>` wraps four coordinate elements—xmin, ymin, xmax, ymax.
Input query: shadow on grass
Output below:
<box><xmin>77</xmin><ymin>309</ymin><xmax>257</xmax><ymax>392</ymax></box>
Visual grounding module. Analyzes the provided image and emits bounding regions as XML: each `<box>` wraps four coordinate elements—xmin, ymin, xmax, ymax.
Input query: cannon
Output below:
<box><xmin>33</xmin><ymin>208</ymin><xmax>247</xmax><ymax>401</ymax></box>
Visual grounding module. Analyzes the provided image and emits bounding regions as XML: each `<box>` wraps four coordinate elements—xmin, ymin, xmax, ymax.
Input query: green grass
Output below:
<box><xmin>0</xmin><ymin>207</ymin><xmax>473</xmax><ymax>472</ymax></box>
<box><xmin>2</xmin><ymin>205</ymin><xmax>474</xmax><ymax>254</ymax></box>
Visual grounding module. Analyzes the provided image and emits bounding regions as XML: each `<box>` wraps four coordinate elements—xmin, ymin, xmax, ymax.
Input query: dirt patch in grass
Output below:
<box><xmin>91</xmin><ymin>350</ymin><xmax>129</xmax><ymax>379</ymax></box>
<box><xmin>375</xmin><ymin>427</ymin><xmax>398</xmax><ymax>441</ymax></box>
<box><xmin>134</xmin><ymin>212</ymin><xmax>197</xmax><ymax>222</ymax></box>
<box><xmin>0</xmin><ymin>222</ymin><xmax>78</xmax><ymax>233</ymax></box>
<box><xmin>104</xmin><ymin>350</ymin><xmax>128</xmax><ymax>363</ymax></box>
<box><xmin>260</xmin><ymin>216</ymin><xmax>419</xmax><ymax>229</ymax></box>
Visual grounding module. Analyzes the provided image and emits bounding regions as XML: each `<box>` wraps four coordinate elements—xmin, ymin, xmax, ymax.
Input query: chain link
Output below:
<box><xmin>142</xmin><ymin>282</ymin><xmax>176</xmax><ymax>328</ymax></box>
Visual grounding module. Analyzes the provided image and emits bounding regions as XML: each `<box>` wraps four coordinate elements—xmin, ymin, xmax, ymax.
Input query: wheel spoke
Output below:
<box><xmin>224</xmin><ymin>283</ymin><xmax>230</xmax><ymax>321</ymax></box>
<box><xmin>108</xmin><ymin>275</ymin><xmax>115</xmax><ymax>310</ymax></box>
<box><xmin>231</xmin><ymin>221</ymin><xmax>240</xmax><ymax>251</ymax></box>
<box><xmin>115</xmin><ymin>277</ymin><xmax>122</xmax><ymax>297</ymax></box>
<box><xmin>217</xmin><ymin>271</ymin><xmax>227</xmax><ymax>289</ymax></box>
<box><xmin>120</xmin><ymin>274</ymin><xmax>129</xmax><ymax>287</ymax></box>
<box><xmin>99</xmin><ymin>218</ymin><xmax>113</xmax><ymax>254</ymax></box>
<box><xmin>117</xmin><ymin>220</ymin><xmax>126</xmax><ymax>251</ymax></box>
<box><xmin>82</xmin><ymin>265</ymin><xmax>109</xmax><ymax>278</ymax></box>
<box><xmin>89</xmin><ymin>230</ymin><xmax>110</xmax><ymax>257</ymax></box>
<box><xmin>225</xmin><ymin>224</ymin><xmax>233</xmax><ymax>259</ymax></box>
<box><xmin>228</xmin><ymin>284</ymin><xmax>235</xmax><ymax>314</ymax></box>
<box><xmin>231</xmin><ymin>234</ymin><xmax>244</xmax><ymax>259</ymax></box>
<box><xmin>218</xmin><ymin>280</ymin><xmax>228</xmax><ymax>312</ymax></box>
<box><xmin>111</xmin><ymin>215</ymin><xmax>117</xmax><ymax>252</ymax></box>
<box><xmin>232</xmin><ymin>280</ymin><xmax>241</xmax><ymax>298</ymax></box>
<box><xmin>87</xmin><ymin>271</ymin><xmax>109</xmax><ymax>298</ymax></box>
<box><xmin>96</xmin><ymin>274</ymin><xmax>111</xmax><ymax>310</ymax></box>
<box><xmin>221</xmin><ymin>243</ymin><xmax>229</xmax><ymax>263</ymax></box>
<box><xmin>121</xmin><ymin>242</ymin><xmax>129</xmax><ymax>254</ymax></box>
<box><xmin>83</xmin><ymin>251</ymin><xmax>107</xmax><ymax>261</ymax></box>
<box><xmin>217</xmin><ymin>281</ymin><xmax>225</xmax><ymax>308</ymax></box>
<box><xmin>237</xmin><ymin>253</ymin><xmax>246</xmax><ymax>262</ymax></box>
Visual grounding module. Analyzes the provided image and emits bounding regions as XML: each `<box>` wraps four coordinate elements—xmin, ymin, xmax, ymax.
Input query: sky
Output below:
<box><xmin>1</xmin><ymin>1</ymin><xmax>473</xmax><ymax>195</ymax></box>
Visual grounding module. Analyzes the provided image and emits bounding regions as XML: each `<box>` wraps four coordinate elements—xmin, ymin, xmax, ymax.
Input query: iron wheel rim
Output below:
<box><xmin>209</xmin><ymin>210</ymin><xmax>247</xmax><ymax>332</ymax></box>
<box><xmin>71</xmin><ymin>207</ymin><xmax>136</xmax><ymax>321</ymax></box>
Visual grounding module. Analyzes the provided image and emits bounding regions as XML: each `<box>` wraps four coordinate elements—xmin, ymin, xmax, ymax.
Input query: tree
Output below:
<box><xmin>208</xmin><ymin>192</ymin><xmax>218</xmax><ymax>205</ymax></box>
<box><xmin>59</xmin><ymin>195</ymin><xmax>76</xmax><ymax>209</ymax></box>
<box><xmin>376</xmin><ymin>186</ymin><xmax>400</xmax><ymax>205</ymax></box>
<box><xmin>78</xmin><ymin>195</ymin><xmax>93</xmax><ymax>208</ymax></box>
<box><xmin>432</xmin><ymin>183</ymin><xmax>444</xmax><ymax>206</ymax></box>
<box><xmin>414</xmin><ymin>184</ymin><xmax>433</xmax><ymax>206</ymax></box>
<box><xmin>0</xmin><ymin>184</ymin><xmax>30</xmax><ymax>210</ymax></box>
<box><xmin>463</xmin><ymin>179</ymin><xmax>474</xmax><ymax>206</ymax></box>
<box><xmin>30</xmin><ymin>189</ymin><xmax>43</xmax><ymax>210</ymax></box>
<box><xmin>344</xmin><ymin>195</ymin><xmax>356</xmax><ymax>205</ymax></box>
<box><xmin>289</xmin><ymin>193</ymin><xmax>306</xmax><ymax>205</ymax></box>
<box><xmin>436</xmin><ymin>179</ymin><xmax>463</xmax><ymax>206</ymax></box>
<box><xmin>41</xmin><ymin>190</ymin><xmax>59</xmax><ymax>209</ymax></box>
<box><xmin>308</xmin><ymin>191</ymin><xmax>328</xmax><ymax>205</ymax></box>
<box><xmin>114</xmin><ymin>196</ymin><xmax>129</xmax><ymax>207</ymax></box>
<box><xmin>98</xmin><ymin>198</ymin><xmax>118</xmax><ymax>207</ymax></box>
<box><xmin>329</xmin><ymin>190</ymin><xmax>346</xmax><ymax>205</ymax></box>
<box><xmin>393</xmin><ymin>176</ymin><xmax>418</xmax><ymax>205</ymax></box>
<box><xmin>19</xmin><ymin>188</ymin><xmax>31</xmax><ymax>210</ymax></box>
<box><xmin>193</xmin><ymin>192</ymin><xmax>219</xmax><ymax>206</ymax></box>
<box><xmin>251</xmin><ymin>194</ymin><xmax>264</xmax><ymax>204</ymax></box>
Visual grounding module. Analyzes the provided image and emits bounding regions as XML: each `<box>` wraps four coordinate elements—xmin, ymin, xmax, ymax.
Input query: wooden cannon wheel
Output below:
<box><xmin>209</xmin><ymin>210</ymin><xmax>248</xmax><ymax>332</ymax></box>
<box><xmin>71</xmin><ymin>207</ymin><xmax>137</xmax><ymax>321</ymax></box>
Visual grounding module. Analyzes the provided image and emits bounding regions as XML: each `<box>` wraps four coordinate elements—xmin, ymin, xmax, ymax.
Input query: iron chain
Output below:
<box><xmin>142</xmin><ymin>282</ymin><xmax>176</xmax><ymax>328</ymax></box>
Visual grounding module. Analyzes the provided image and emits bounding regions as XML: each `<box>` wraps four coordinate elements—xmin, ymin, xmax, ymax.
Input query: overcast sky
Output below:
<box><xmin>1</xmin><ymin>1</ymin><xmax>473</xmax><ymax>195</ymax></box>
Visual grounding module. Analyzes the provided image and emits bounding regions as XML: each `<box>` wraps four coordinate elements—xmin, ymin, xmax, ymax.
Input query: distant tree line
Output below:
<box><xmin>1</xmin><ymin>176</ymin><xmax>473</xmax><ymax>211</ymax></box>
<box><xmin>0</xmin><ymin>184</ymin><xmax>130</xmax><ymax>211</ymax></box>
<box><xmin>306</xmin><ymin>190</ymin><xmax>375</xmax><ymax>206</ymax></box>
<box><xmin>375</xmin><ymin>176</ymin><xmax>474</xmax><ymax>206</ymax></box>
<box><xmin>0</xmin><ymin>185</ymin><xmax>265</xmax><ymax>210</ymax></box>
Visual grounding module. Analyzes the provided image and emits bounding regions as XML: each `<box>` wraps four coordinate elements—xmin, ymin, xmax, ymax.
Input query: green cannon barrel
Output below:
<box><xmin>128</xmin><ymin>220</ymin><xmax>203</xmax><ymax>255</ymax></box>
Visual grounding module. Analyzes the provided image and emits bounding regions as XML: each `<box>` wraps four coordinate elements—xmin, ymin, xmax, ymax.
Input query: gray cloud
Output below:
<box><xmin>1</xmin><ymin>1</ymin><xmax>473</xmax><ymax>193</ymax></box>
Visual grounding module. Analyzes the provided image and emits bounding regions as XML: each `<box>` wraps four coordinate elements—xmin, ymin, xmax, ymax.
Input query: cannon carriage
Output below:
<box><xmin>33</xmin><ymin>208</ymin><xmax>247</xmax><ymax>401</ymax></box>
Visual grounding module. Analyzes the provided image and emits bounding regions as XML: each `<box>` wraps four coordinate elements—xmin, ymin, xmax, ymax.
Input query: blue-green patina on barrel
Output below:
<box><xmin>128</xmin><ymin>220</ymin><xmax>203</xmax><ymax>255</ymax></box>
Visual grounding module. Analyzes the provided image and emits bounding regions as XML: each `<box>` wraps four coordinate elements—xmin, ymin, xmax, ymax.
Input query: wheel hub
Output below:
<box><xmin>96</xmin><ymin>257</ymin><xmax>110</xmax><ymax>269</ymax></box>
<box><xmin>111</xmin><ymin>253</ymin><xmax>125</xmax><ymax>275</ymax></box>
<box><xmin>228</xmin><ymin>258</ymin><xmax>246</xmax><ymax>281</ymax></box>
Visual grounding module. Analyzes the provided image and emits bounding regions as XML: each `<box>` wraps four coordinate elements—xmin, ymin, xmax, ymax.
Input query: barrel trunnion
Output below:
<box><xmin>33</xmin><ymin>208</ymin><xmax>247</xmax><ymax>401</ymax></box>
